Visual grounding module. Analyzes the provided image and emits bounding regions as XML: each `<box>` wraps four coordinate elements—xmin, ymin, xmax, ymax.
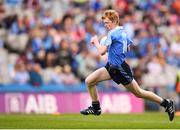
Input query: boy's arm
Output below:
<box><xmin>91</xmin><ymin>35</ymin><xmax>108</xmax><ymax>55</ymax></box>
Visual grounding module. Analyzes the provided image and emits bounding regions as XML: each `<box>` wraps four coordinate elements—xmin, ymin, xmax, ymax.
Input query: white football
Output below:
<box><xmin>100</xmin><ymin>36</ymin><xmax>107</xmax><ymax>45</ymax></box>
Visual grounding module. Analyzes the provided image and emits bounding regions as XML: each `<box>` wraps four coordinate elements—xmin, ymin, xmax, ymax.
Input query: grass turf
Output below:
<box><xmin>0</xmin><ymin>112</ymin><xmax>179</xmax><ymax>129</ymax></box>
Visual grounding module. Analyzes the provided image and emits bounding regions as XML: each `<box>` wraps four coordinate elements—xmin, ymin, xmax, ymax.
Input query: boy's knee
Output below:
<box><xmin>85</xmin><ymin>77</ymin><xmax>96</xmax><ymax>86</ymax></box>
<box><xmin>134</xmin><ymin>90</ymin><xmax>143</xmax><ymax>98</ymax></box>
<box><xmin>134</xmin><ymin>93</ymin><xmax>143</xmax><ymax>98</ymax></box>
<box><xmin>85</xmin><ymin>77</ymin><xmax>90</xmax><ymax>85</ymax></box>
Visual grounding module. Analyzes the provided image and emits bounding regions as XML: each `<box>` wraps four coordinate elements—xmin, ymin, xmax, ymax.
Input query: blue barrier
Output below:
<box><xmin>0</xmin><ymin>83</ymin><xmax>87</xmax><ymax>92</ymax></box>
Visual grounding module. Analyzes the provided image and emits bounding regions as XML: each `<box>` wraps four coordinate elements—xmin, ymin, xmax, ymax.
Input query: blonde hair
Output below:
<box><xmin>102</xmin><ymin>10</ymin><xmax>119</xmax><ymax>25</ymax></box>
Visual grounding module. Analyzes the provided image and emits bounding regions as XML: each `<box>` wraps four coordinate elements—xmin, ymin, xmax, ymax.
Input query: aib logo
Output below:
<box><xmin>5</xmin><ymin>93</ymin><xmax>24</xmax><ymax>113</ymax></box>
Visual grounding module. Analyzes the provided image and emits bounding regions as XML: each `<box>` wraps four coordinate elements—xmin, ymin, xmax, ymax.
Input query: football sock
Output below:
<box><xmin>160</xmin><ymin>99</ymin><xmax>168</xmax><ymax>108</ymax></box>
<box><xmin>92</xmin><ymin>101</ymin><xmax>100</xmax><ymax>110</ymax></box>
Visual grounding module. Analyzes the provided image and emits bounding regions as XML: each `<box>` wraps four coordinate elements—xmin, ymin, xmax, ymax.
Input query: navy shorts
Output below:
<box><xmin>105</xmin><ymin>61</ymin><xmax>133</xmax><ymax>85</ymax></box>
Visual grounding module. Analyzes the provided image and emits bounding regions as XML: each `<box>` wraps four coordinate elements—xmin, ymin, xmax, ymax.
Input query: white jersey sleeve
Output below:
<box><xmin>100</xmin><ymin>32</ymin><xmax>112</xmax><ymax>46</ymax></box>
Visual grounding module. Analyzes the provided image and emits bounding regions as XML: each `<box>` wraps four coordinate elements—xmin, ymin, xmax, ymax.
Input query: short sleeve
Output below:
<box><xmin>100</xmin><ymin>32</ymin><xmax>112</xmax><ymax>46</ymax></box>
<box><xmin>127</xmin><ymin>37</ymin><xmax>133</xmax><ymax>46</ymax></box>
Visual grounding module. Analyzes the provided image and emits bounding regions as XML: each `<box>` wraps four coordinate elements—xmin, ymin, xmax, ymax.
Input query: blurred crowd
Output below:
<box><xmin>0</xmin><ymin>0</ymin><xmax>179</xmax><ymax>97</ymax></box>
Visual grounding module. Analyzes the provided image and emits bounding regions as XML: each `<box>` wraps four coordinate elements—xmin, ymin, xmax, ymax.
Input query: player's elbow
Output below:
<box><xmin>99</xmin><ymin>47</ymin><xmax>107</xmax><ymax>55</ymax></box>
<box><xmin>99</xmin><ymin>50</ymin><xmax>106</xmax><ymax>55</ymax></box>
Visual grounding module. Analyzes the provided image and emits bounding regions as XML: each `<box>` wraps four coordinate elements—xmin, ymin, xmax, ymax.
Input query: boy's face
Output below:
<box><xmin>103</xmin><ymin>18</ymin><xmax>116</xmax><ymax>31</ymax></box>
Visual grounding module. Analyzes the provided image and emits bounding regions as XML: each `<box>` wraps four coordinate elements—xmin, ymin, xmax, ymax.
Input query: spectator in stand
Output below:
<box><xmin>34</xmin><ymin>49</ymin><xmax>46</xmax><ymax>68</ymax></box>
<box><xmin>46</xmin><ymin>52</ymin><xmax>56</xmax><ymax>68</ymax></box>
<box><xmin>61</xmin><ymin>64</ymin><xmax>79</xmax><ymax>85</ymax></box>
<box><xmin>50</xmin><ymin>66</ymin><xmax>63</xmax><ymax>84</ymax></box>
<box><xmin>56</xmin><ymin>39</ymin><xmax>73</xmax><ymax>66</ymax></box>
<box><xmin>28</xmin><ymin>63</ymin><xmax>43</xmax><ymax>87</ymax></box>
<box><xmin>12</xmin><ymin>61</ymin><xmax>29</xmax><ymax>84</ymax></box>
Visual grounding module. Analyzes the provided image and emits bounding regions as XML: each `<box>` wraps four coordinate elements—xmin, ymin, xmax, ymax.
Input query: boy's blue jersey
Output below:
<box><xmin>101</xmin><ymin>26</ymin><xmax>133</xmax><ymax>66</ymax></box>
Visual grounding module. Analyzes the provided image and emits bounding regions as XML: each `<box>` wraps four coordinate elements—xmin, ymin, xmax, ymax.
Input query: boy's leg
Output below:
<box><xmin>124</xmin><ymin>79</ymin><xmax>163</xmax><ymax>103</ymax></box>
<box><xmin>80</xmin><ymin>67</ymin><xmax>111</xmax><ymax>115</ymax></box>
<box><xmin>85</xmin><ymin>67</ymin><xmax>111</xmax><ymax>101</ymax></box>
<box><xmin>124</xmin><ymin>79</ymin><xmax>175</xmax><ymax>121</ymax></box>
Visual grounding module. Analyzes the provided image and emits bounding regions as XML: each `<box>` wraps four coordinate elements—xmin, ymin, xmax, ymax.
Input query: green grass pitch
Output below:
<box><xmin>0</xmin><ymin>112</ymin><xmax>179</xmax><ymax>129</ymax></box>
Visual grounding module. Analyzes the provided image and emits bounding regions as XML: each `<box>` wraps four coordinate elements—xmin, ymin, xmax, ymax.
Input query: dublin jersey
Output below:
<box><xmin>101</xmin><ymin>26</ymin><xmax>133</xmax><ymax>66</ymax></box>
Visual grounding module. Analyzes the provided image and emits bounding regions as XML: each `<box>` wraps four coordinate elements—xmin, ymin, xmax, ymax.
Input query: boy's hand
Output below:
<box><xmin>90</xmin><ymin>35</ymin><xmax>99</xmax><ymax>45</ymax></box>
